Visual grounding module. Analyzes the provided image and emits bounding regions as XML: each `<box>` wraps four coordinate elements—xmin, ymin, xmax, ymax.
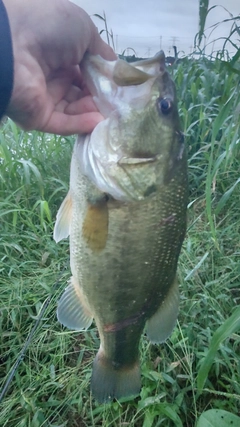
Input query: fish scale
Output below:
<box><xmin>54</xmin><ymin>51</ymin><xmax>188</xmax><ymax>402</ymax></box>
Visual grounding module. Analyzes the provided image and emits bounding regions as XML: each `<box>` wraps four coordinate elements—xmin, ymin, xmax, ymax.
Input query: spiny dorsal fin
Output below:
<box><xmin>53</xmin><ymin>191</ymin><xmax>72</xmax><ymax>243</ymax></box>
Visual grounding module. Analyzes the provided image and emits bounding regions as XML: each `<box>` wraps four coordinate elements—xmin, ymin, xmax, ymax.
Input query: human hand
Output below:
<box><xmin>3</xmin><ymin>0</ymin><xmax>116</xmax><ymax>135</ymax></box>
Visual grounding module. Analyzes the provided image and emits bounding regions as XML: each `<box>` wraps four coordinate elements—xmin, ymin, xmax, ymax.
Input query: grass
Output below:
<box><xmin>1</xmin><ymin>37</ymin><xmax>240</xmax><ymax>427</ymax></box>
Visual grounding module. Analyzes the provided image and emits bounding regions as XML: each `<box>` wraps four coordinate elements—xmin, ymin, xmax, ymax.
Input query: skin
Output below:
<box><xmin>3</xmin><ymin>0</ymin><xmax>116</xmax><ymax>135</ymax></box>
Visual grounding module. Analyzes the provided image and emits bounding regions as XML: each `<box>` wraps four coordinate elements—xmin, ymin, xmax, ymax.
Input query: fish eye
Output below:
<box><xmin>157</xmin><ymin>97</ymin><xmax>172</xmax><ymax>115</ymax></box>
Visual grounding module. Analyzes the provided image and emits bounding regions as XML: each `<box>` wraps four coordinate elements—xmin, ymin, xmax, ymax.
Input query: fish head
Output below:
<box><xmin>79</xmin><ymin>52</ymin><xmax>185</xmax><ymax>201</ymax></box>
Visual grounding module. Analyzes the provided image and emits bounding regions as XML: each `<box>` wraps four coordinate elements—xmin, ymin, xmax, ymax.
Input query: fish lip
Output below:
<box><xmin>118</xmin><ymin>155</ymin><xmax>158</xmax><ymax>166</ymax></box>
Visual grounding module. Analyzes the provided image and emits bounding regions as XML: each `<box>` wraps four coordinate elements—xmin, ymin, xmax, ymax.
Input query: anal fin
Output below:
<box><xmin>146</xmin><ymin>277</ymin><xmax>179</xmax><ymax>344</ymax></box>
<box><xmin>57</xmin><ymin>276</ymin><xmax>93</xmax><ymax>331</ymax></box>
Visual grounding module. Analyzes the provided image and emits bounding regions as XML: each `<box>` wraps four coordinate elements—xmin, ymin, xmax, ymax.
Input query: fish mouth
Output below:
<box><xmin>118</xmin><ymin>154</ymin><xmax>158</xmax><ymax>166</ymax></box>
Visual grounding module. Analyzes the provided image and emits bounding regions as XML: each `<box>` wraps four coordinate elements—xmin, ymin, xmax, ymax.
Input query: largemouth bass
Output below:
<box><xmin>54</xmin><ymin>51</ymin><xmax>188</xmax><ymax>403</ymax></box>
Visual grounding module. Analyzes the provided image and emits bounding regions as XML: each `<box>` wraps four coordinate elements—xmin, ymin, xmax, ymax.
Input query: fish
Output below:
<box><xmin>53</xmin><ymin>51</ymin><xmax>188</xmax><ymax>403</ymax></box>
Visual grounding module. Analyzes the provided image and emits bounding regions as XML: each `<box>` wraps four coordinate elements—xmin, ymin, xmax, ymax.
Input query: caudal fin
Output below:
<box><xmin>91</xmin><ymin>349</ymin><xmax>141</xmax><ymax>403</ymax></box>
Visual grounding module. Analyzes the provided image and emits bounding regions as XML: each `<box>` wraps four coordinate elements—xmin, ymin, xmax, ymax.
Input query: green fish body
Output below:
<box><xmin>54</xmin><ymin>52</ymin><xmax>188</xmax><ymax>403</ymax></box>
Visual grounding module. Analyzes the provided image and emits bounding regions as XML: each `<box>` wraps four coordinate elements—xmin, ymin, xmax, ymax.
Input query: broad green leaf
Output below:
<box><xmin>197</xmin><ymin>307</ymin><xmax>240</xmax><ymax>391</ymax></box>
<box><xmin>40</xmin><ymin>200</ymin><xmax>52</xmax><ymax>223</ymax></box>
<box><xmin>143</xmin><ymin>410</ymin><xmax>155</xmax><ymax>427</ymax></box>
<box><xmin>197</xmin><ymin>409</ymin><xmax>240</xmax><ymax>427</ymax></box>
<box><xmin>160</xmin><ymin>405</ymin><xmax>183</xmax><ymax>427</ymax></box>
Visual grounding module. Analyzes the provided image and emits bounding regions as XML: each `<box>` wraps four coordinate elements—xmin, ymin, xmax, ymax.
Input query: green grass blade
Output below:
<box><xmin>205</xmin><ymin>92</ymin><xmax>235</xmax><ymax>241</ymax></box>
<box><xmin>215</xmin><ymin>177</ymin><xmax>240</xmax><ymax>216</ymax></box>
<box><xmin>198</xmin><ymin>0</ymin><xmax>209</xmax><ymax>46</ymax></box>
<box><xmin>197</xmin><ymin>307</ymin><xmax>240</xmax><ymax>391</ymax></box>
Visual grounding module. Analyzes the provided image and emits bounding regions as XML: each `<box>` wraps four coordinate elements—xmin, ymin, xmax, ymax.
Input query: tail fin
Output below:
<box><xmin>91</xmin><ymin>349</ymin><xmax>141</xmax><ymax>403</ymax></box>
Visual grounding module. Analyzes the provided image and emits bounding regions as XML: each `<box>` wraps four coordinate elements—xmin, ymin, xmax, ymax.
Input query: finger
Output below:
<box><xmin>52</xmin><ymin>94</ymin><xmax>98</xmax><ymax>115</ymax></box>
<box><xmin>89</xmin><ymin>30</ymin><xmax>117</xmax><ymax>61</ymax></box>
<box><xmin>64</xmin><ymin>95</ymin><xmax>98</xmax><ymax>115</ymax></box>
<box><xmin>51</xmin><ymin>85</ymin><xmax>83</xmax><ymax>107</ymax></box>
<box><xmin>39</xmin><ymin>111</ymin><xmax>104</xmax><ymax>135</ymax></box>
<box><xmin>64</xmin><ymin>85</ymin><xmax>83</xmax><ymax>103</ymax></box>
<box><xmin>46</xmin><ymin>66</ymin><xmax>82</xmax><ymax>104</ymax></box>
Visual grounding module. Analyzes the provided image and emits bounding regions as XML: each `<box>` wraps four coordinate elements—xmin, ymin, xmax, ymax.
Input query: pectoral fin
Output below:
<box><xmin>146</xmin><ymin>277</ymin><xmax>179</xmax><ymax>344</ymax></box>
<box><xmin>53</xmin><ymin>191</ymin><xmax>72</xmax><ymax>243</ymax></box>
<box><xmin>82</xmin><ymin>200</ymin><xmax>108</xmax><ymax>252</ymax></box>
<box><xmin>57</xmin><ymin>276</ymin><xmax>93</xmax><ymax>330</ymax></box>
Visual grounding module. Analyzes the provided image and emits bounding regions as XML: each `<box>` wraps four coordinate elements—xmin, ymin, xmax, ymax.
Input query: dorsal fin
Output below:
<box><xmin>53</xmin><ymin>191</ymin><xmax>72</xmax><ymax>243</ymax></box>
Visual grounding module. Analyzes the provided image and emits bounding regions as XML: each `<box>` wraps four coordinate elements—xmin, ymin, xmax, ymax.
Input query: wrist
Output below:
<box><xmin>0</xmin><ymin>0</ymin><xmax>14</xmax><ymax>119</ymax></box>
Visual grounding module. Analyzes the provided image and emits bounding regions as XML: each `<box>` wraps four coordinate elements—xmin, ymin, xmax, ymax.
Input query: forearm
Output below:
<box><xmin>0</xmin><ymin>0</ymin><xmax>13</xmax><ymax>120</ymax></box>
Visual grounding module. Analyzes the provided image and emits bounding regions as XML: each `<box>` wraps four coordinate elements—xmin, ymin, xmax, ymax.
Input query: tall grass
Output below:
<box><xmin>1</xmin><ymin>14</ymin><xmax>240</xmax><ymax>427</ymax></box>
